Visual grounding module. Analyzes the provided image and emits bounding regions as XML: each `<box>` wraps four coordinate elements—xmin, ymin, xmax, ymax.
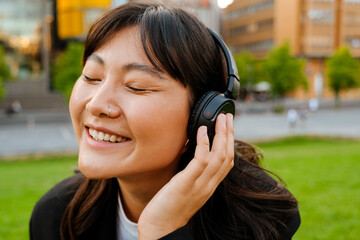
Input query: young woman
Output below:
<box><xmin>30</xmin><ymin>1</ymin><xmax>300</xmax><ymax>239</ymax></box>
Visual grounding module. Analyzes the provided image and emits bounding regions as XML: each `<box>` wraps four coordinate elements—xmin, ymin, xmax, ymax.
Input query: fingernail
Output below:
<box><xmin>228</xmin><ymin>114</ymin><xmax>233</xmax><ymax>128</ymax></box>
<box><xmin>227</xmin><ymin>113</ymin><xmax>233</xmax><ymax>122</ymax></box>
<box><xmin>199</xmin><ymin>125</ymin><xmax>208</xmax><ymax>137</ymax></box>
<box><xmin>221</xmin><ymin>113</ymin><xmax>226</xmax><ymax>127</ymax></box>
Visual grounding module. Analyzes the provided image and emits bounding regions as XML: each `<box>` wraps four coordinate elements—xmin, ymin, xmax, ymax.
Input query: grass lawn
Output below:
<box><xmin>0</xmin><ymin>136</ymin><xmax>359</xmax><ymax>239</ymax></box>
<box><xmin>257</xmin><ymin>136</ymin><xmax>360</xmax><ymax>240</ymax></box>
<box><xmin>0</xmin><ymin>156</ymin><xmax>78</xmax><ymax>240</ymax></box>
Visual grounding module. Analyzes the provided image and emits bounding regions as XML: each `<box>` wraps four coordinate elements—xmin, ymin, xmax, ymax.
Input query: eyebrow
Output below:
<box><xmin>88</xmin><ymin>54</ymin><xmax>104</xmax><ymax>65</ymax></box>
<box><xmin>123</xmin><ymin>63</ymin><xmax>168</xmax><ymax>80</ymax></box>
<box><xmin>87</xmin><ymin>54</ymin><xmax>167</xmax><ymax>80</ymax></box>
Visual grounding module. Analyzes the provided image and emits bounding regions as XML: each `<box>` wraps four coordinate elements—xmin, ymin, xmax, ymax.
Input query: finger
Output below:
<box><xmin>194</xmin><ymin>126</ymin><xmax>210</xmax><ymax>159</ymax></box>
<box><xmin>226</xmin><ymin>113</ymin><xmax>234</xmax><ymax>163</ymax></box>
<box><xmin>183</xmin><ymin>126</ymin><xmax>210</xmax><ymax>181</ymax></box>
<box><xmin>209</xmin><ymin>113</ymin><xmax>227</xmax><ymax>153</ymax></box>
<box><xmin>199</xmin><ymin>114</ymin><xmax>228</xmax><ymax>179</ymax></box>
<box><xmin>211</xmin><ymin>113</ymin><xmax>235</xmax><ymax>180</ymax></box>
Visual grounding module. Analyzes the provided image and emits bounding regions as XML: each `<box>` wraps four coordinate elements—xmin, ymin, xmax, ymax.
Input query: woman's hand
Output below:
<box><xmin>138</xmin><ymin>113</ymin><xmax>234</xmax><ymax>239</ymax></box>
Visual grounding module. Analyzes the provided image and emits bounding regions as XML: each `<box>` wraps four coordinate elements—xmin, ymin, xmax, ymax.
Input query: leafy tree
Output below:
<box><xmin>0</xmin><ymin>46</ymin><xmax>12</xmax><ymax>99</ymax></box>
<box><xmin>326</xmin><ymin>46</ymin><xmax>360</xmax><ymax>107</ymax></box>
<box><xmin>233</xmin><ymin>52</ymin><xmax>264</xmax><ymax>100</ymax></box>
<box><xmin>263</xmin><ymin>42</ymin><xmax>307</xmax><ymax>99</ymax></box>
<box><xmin>52</xmin><ymin>42</ymin><xmax>84</xmax><ymax>100</ymax></box>
<box><xmin>234</xmin><ymin>52</ymin><xmax>263</xmax><ymax>88</ymax></box>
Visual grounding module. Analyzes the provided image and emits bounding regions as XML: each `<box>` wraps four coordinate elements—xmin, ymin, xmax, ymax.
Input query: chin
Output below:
<box><xmin>77</xmin><ymin>156</ymin><xmax>109</xmax><ymax>179</ymax></box>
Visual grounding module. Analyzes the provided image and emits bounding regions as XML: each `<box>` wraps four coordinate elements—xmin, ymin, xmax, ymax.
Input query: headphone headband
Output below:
<box><xmin>207</xmin><ymin>28</ymin><xmax>240</xmax><ymax>100</ymax></box>
<box><xmin>187</xmin><ymin>28</ymin><xmax>241</xmax><ymax>144</ymax></box>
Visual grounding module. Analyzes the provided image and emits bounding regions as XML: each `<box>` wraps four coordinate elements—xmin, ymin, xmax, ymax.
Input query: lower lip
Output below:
<box><xmin>85</xmin><ymin>128</ymin><xmax>131</xmax><ymax>150</ymax></box>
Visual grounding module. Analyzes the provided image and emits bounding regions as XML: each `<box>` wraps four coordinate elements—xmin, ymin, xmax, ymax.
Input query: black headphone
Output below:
<box><xmin>187</xmin><ymin>28</ymin><xmax>240</xmax><ymax>144</ymax></box>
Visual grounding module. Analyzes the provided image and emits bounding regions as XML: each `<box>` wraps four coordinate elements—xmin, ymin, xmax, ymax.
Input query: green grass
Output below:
<box><xmin>0</xmin><ymin>156</ymin><xmax>78</xmax><ymax>240</ymax></box>
<box><xmin>0</xmin><ymin>136</ymin><xmax>359</xmax><ymax>239</ymax></box>
<box><xmin>257</xmin><ymin>136</ymin><xmax>360</xmax><ymax>240</ymax></box>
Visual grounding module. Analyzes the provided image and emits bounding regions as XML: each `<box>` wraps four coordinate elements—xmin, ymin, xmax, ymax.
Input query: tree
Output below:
<box><xmin>263</xmin><ymin>42</ymin><xmax>307</xmax><ymax>99</ymax></box>
<box><xmin>326</xmin><ymin>46</ymin><xmax>360</xmax><ymax>107</ymax></box>
<box><xmin>52</xmin><ymin>42</ymin><xmax>84</xmax><ymax>101</ymax></box>
<box><xmin>0</xmin><ymin>45</ymin><xmax>12</xmax><ymax>99</ymax></box>
<box><xmin>233</xmin><ymin>52</ymin><xmax>264</xmax><ymax>100</ymax></box>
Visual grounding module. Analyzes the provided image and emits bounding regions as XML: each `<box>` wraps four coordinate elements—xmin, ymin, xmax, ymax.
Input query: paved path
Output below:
<box><xmin>234</xmin><ymin>108</ymin><xmax>360</xmax><ymax>142</ymax></box>
<box><xmin>0</xmin><ymin>107</ymin><xmax>359</xmax><ymax>158</ymax></box>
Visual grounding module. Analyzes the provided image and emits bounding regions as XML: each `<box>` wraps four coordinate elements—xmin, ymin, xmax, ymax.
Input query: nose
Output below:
<box><xmin>86</xmin><ymin>82</ymin><xmax>121</xmax><ymax>118</ymax></box>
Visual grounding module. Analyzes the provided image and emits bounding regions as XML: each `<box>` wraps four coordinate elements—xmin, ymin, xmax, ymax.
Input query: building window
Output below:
<box><xmin>307</xmin><ymin>10</ymin><xmax>333</xmax><ymax>24</ymax></box>
<box><xmin>226</xmin><ymin>0</ymin><xmax>274</xmax><ymax>20</ymax></box>
<box><xmin>345</xmin><ymin>0</ymin><xmax>360</xmax><ymax>3</ymax></box>
<box><xmin>229</xmin><ymin>25</ymin><xmax>247</xmax><ymax>36</ymax></box>
<box><xmin>258</xmin><ymin>18</ymin><xmax>273</xmax><ymax>30</ymax></box>
<box><xmin>346</xmin><ymin>36</ymin><xmax>360</xmax><ymax>48</ymax></box>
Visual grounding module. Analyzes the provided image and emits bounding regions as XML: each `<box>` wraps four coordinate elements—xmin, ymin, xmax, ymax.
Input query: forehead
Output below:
<box><xmin>93</xmin><ymin>26</ymin><xmax>145</xmax><ymax>62</ymax></box>
<box><xmin>85</xmin><ymin>26</ymin><xmax>174</xmax><ymax>81</ymax></box>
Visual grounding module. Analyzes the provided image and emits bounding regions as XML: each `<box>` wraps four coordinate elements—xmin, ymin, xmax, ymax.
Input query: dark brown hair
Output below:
<box><xmin>61</xmin><ymin>1</ymin><xmax>298</xmax><ymax>239</ymax></box>
<box><xmin>82</xmin><ymin>1</ymin><xmax>226</xmax><ymax>104</ymax></box>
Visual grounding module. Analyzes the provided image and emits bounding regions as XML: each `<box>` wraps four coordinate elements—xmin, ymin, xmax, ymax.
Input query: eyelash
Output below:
<box><xmin>126</xmin><ymin>86</ymin><xmax>147</xmax><ymax>93</ymax></box>
<box><xmin>83</xmin><ymin>74</ymin><xmax>148</xmax><ymax>93</ymax></box>
<box><xmin>83</xmin><ymin>75</ymin><xmax>101</xmax><ymax>83</ymax></box>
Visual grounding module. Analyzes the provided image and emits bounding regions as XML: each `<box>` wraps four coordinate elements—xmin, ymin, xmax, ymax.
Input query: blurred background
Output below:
<box><xmin>0</xmin><ymin>0</ymin><xmax>359</xmax><ymax>157</ymax></box>
<box><xmin>0</xmin><ymin>0</ymin><xmax>359</xmax><ymax>239</ymax></box>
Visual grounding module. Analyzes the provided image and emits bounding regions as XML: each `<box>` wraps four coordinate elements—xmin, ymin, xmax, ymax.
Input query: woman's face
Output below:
<box><xmin>69</xmin><ymin>26</ymin><xmax>190</xmax><ymax>180</ymax></box>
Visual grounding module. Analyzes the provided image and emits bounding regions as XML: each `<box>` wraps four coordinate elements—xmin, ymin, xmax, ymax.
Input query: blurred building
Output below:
<box><xmin>222</xmin><ymin>0</ymin><xmax>360</xmax><ymax>100</ymax></box>
<box><xmin>169</xmin><ymin>0</ymin><xmax>221</xmax><ymax>32</ymax></box>
<box><xmin>0</xmin><ymin>0</ymin><xmax>67</xmax><ymax>110</ymax></box>
<box><xmin>0</xmin><ymin>0</ymin><xmax>221</xmax><ymax>109</ymax></box>
<box><xmin>56</xmin><ymin>0</ymin><xmax>112</xmax><ymax>40</ymax></box>
<box><xmin>0</xmin><ymin>0</ymin><xmax>44</xmax><ymax>79</ymax></box>
<box><xmin>55</xmin><ymin>0</ymin><xmax>220</xmax><ymax>41</ymax></box>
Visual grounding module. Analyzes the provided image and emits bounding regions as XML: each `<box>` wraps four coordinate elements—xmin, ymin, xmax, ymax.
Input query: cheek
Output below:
<box><xmin>69</xmin><ymin>80</ymin><xmax>90</xmax><ymax>139</ymax></box>
<box><xmin>131</xmin><ymin>93</ymin><xmax>189</xmax><ymax>134</ymax></box>
<box><xmin>128</xmin><ymin>96</ymin><xmax>190</xmax><ymax>161</ymax></box>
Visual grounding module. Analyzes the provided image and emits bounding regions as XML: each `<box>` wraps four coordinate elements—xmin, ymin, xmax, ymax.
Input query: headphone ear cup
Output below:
<box><xmin>188</xmin><ymin>91</ymin><xmax>218</xmax><ymax>142</ymax></box>
<box><xmin>188</xmin><ymin>91</ymin><xmax>235</xmax><ymax>144</ymax></box>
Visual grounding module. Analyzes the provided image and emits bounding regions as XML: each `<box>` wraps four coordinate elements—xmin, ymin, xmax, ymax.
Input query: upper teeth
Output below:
<box><xmin>89</xmin><ymin>128</ymin><xmax>129</xmax><ymax>143</ymax></box>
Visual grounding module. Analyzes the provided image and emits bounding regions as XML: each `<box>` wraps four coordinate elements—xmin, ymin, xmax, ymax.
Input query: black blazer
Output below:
<box><xmin>30</xmin><ymin>174</ymin><xmax>300</xmax><ymax>240</ymax></box>
<box><xmin>30</xmin><ymin>174</ymin><xmax>193</xmax><ymax>240</ymax></box>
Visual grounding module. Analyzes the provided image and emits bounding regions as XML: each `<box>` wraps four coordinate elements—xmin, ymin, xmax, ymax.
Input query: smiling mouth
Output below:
<box><xmin>88</xmin><ymin>128</ymin><xmax>130</xmax><ymax>143</ymax></box>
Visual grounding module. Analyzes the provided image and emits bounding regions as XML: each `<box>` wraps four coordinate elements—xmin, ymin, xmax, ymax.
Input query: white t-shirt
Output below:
<box><xmin>117</xmin><ymin>195</ymin><xmax>139</xmax><ymax>240</ymax></box>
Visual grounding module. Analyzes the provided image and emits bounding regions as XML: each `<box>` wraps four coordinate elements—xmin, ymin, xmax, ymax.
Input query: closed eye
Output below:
<box><xmin>126</xmin><ymin>86</ymin><xmax>148</xmax><ymax>93</ymax></box>
<box><xmin>83</xmin><ymin>74</ymin><xmax>101</xmax><ymax>83</ymax></box>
